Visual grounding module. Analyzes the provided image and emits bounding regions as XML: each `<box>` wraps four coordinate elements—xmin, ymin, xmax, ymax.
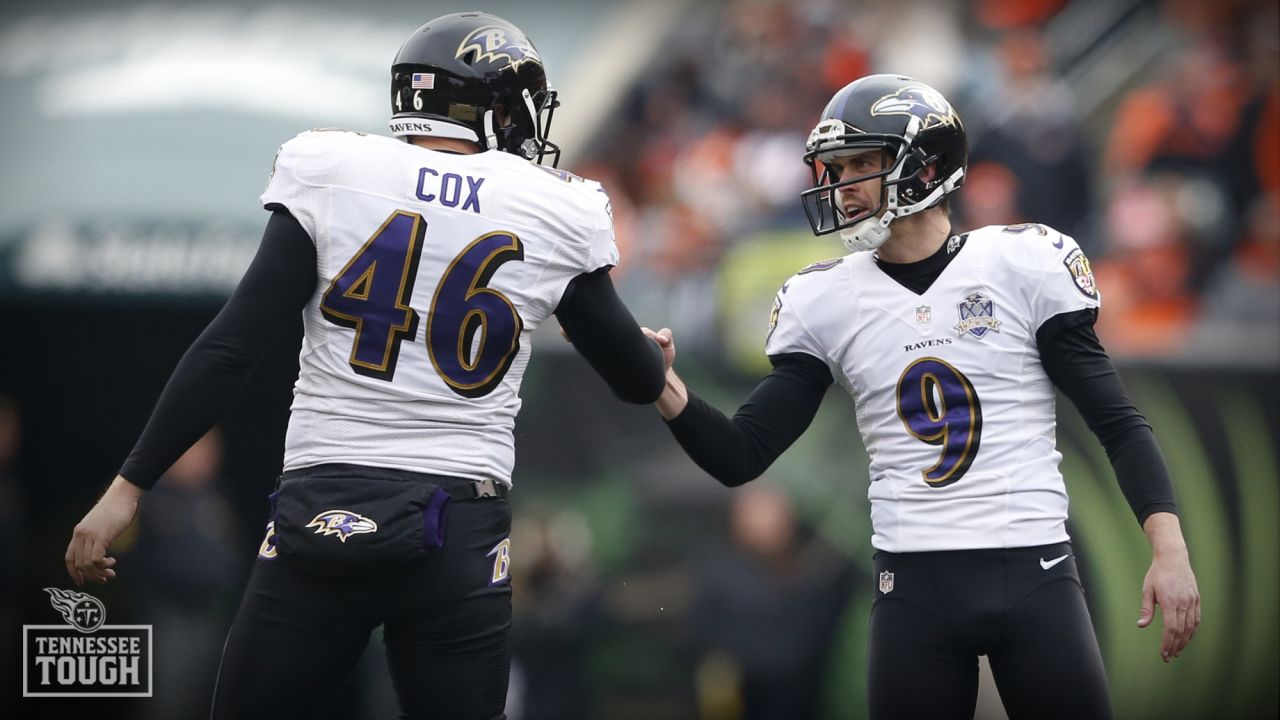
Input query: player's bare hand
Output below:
<box><xmin>641</xmin><ymin>326</ymin><xmax>676</xmax><ymax>371</ymax></box>
<box><xmin>642</xmin><ymin>327</ymin><xmax>688</xmax><ymax>419</ymax></box>
<box><xmin>1138</xmin><ymin>546</ymin><xmax>1200</xmax><ymax>662</ymax></box>
<box><xmin>65</xmin><ymin>475</ymin><xmax>142</xmax><ymax>586</ymax></box>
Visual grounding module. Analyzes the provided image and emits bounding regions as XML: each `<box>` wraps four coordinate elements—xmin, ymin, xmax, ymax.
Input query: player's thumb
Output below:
<box><xmin>1137</xmin><ymin>585</ymin><xmax>1155</xmax><ymax>628</ymax></box>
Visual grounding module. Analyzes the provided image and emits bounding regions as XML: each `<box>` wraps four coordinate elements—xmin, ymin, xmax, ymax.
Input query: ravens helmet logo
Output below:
<box><xmin>455</xmin><ymin>26</ymin><xmax>541</xmax><ymax>69</ymax></box>
<box><xmin>870</xmin><ymin>85</ymin><xmax>961</xmax><ymax>131</ymax></box>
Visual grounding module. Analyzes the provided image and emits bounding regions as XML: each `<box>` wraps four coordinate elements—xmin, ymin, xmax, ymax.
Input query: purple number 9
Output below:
<box><xmin>895</xmin><ymin>357</ymin><xmax>983</xmax><ymax>487</ymax></box>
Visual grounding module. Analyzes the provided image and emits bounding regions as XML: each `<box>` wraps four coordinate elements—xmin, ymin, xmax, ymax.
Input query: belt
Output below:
<box><xmin>281</xmin><ymin>463</ymin><xmax>510</xmax><ymax>499</ymax></box>
<box><xmin>454</xmin><ymin>477</ymin><xmax>509</xmax><ymax>499</ymax></box>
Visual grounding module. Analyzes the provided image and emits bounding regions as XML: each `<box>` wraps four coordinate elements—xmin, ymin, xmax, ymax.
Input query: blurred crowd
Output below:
<box><xmin>577</xmin><ymin>0</ymin><xmax>1279</xmax><ymax>363</ymax></box>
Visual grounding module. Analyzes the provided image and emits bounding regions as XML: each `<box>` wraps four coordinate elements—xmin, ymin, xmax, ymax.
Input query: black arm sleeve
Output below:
<box><xmin>119</xmin><ymin>210</ymin><xmax>318</xmax><ymax>489</ymax></box>
<box><xmin>665</xmin><ymin>353</ymin><xmax>833</xmax><ymax>486</ymax></box>
<box><xmin>553</xmin><ymin>269</ymin><xmax>666</xmax><ymax>404</ymax></box>
<box><xmin>1037</xmin><ymin>309</ymin><xmax>1179</xmax><ymax>525</ymax></box>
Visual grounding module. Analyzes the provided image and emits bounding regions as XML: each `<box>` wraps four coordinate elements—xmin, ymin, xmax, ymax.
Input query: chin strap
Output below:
<box><xmin>841</xmin><ymin>213</ymin><xmax>895</xmax><ymax>253</ymax></box>
<box><xmin>482</xmin><ymin>110</ymin><xmax>499</xmax><ymax>151</ymax></box>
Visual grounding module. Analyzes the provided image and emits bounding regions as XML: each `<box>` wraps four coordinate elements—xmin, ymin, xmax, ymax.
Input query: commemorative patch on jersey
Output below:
<box><xmin>1062</xmin><ymin>247</ymin><xmax>1097</xmax><ymax>299</ymax></box>
<box><xmin>306</xmin><ymin>510</ymin><xmax>379</xmax><ymax>543</ymax></box>
<box><xmin>767</xmin><ymin>295</ymin><xmax>783</xmax><ymax>338</ymax></box>
<box><xmin>955</xmin><ymin>292</ymin><xmax>1002</xmax><ymax>339</ymax></box>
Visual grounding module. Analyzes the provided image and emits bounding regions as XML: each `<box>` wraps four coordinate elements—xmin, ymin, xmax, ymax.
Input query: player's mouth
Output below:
<box><xmin>842</xmin><ymin>203</ymin><xmax>870</xmax><ymax>220</ymax></box>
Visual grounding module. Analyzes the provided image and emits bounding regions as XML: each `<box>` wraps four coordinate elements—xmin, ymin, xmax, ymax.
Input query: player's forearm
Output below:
<box><xmin>661</xmin><ymin>356</ymin><xmax>830</xmax><ymax>487</ymax></box>
<box><xmin>665</xmin><ymin>390</ymin><xmax>764</xmax><ymax>486</ymax></box>
<box><xmin>121</xmin><ymin>211</ymin><xmax>316</xmax><ymax>489</ymax></box>
<box><xmin>1143</xmin><ymin>512</ymin><xmax>1190</xmax><ymax>559</ymax></box>
<box><xmin>107</xmin><ymin>474</ymin><xmax>146</xmax><ymax>500</ymax></box>
<box><xmin>118</xmin><ymin>323</ymin><xmax>265</xmax><ymax>489</ymax></box>
<box><xmin>555</xmin><ymin>270</ymin><xmax>667</xmax><ymax>404</ymax></box>
<box><xmin>1039</xmin><ymin>317</ymin><xmax>1178</xmax><ymax>524</ymax></box>
<box><xmin>655</xmin><ymin>367</ymin><xmax>689</xmax><ymax>419</ymax></box>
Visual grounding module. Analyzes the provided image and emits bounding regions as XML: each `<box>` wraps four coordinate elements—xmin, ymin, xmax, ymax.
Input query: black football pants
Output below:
<box><xmin>210</xmin><ymin>468</ymin><xmax>513</xmax><ymax>720</ymax></box>
<box><xmin>868</xmin><ymin>542</ymin><xmax>1113</xmax><ymax>720</ymax></box>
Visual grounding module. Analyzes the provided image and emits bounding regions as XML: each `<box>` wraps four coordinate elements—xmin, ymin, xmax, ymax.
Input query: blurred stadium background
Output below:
<box><xmin>2</xmin><ymin>0</ymin><xmax>1276</xmax><ymax>718</ymax></box>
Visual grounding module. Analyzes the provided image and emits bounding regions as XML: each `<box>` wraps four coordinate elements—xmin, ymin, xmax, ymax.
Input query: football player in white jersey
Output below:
<box><xmin>64</xmin><ymin>12</ymin><xmax>666</xmax><ymax>719</ymax></box>
<box><xmin>643</xmin><ymin>75</ymin><xmax>1201</xmax><ymax>719</ymax></box>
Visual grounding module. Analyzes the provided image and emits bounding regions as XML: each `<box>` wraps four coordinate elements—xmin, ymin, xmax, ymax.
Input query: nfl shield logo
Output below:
<box><xmin>915</xmin><ymin>305</ymin><xmax>931</xmax><ymax>324</ymax></box>
<box><xmin>879</xmin><ymin>570</ymin><xmax>894</xmax><ymax>594</ymax></box>
<box><xmin>955</xmin><ymin>292</ymin><xmax>1002</xmax><ymax>339</ymax></box>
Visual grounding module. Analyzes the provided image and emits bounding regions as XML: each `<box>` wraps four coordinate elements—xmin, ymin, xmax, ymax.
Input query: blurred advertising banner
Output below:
<box><xmin>0</xmin><ymin>222</ymin><xmax>258</xmax><ymax>300</ymax></box>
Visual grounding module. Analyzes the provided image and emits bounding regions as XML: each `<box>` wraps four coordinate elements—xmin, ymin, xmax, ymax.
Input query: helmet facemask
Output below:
<box><xmin>801</xmin><ymin>125</ymin><xmax>923</xmax><ymax>252</ymax></box>
<box><xmin>799</xmin><ymin>83</ymin><xmax>968</xmax><ymax>253</ymax></box>
<box><xmin>496</xmin><ymin>87</ymin><xmax>561</xmax><ymax>166</ymax></box>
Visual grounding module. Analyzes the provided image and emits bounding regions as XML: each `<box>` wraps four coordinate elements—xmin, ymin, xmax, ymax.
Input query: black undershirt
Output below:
<box><xmin>666</xmin><ymin>236</ymin><xmax>1177</xmax><ymax>526</ymax></box>
<box><xmin>120</xmin><ymin>210</ymin><xmax>666</xmax><ymax>489</ymax></box>
<box><xmin>874</xmin><ymin>231</ymin><xmax>969</xmax><ymax>294</ymax></box>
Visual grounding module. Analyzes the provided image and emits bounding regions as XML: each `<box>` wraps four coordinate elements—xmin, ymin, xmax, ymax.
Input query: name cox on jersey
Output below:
<box><xmin>416</xmin><ymin>166</ymin><xmax>486</xmax><ymax>214</ymax></box>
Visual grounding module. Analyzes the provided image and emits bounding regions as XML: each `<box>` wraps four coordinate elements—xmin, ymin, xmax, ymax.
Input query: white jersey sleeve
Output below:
<box><xmin>583</xmin><ymin>182</ymin><xmax>620</xmax><ymax>272</ymax></box>
<box><xmin>260</xmin><ymin>129</ymin><xmax>353</xmax><ymax>242</ymax></box>
<box><xmin>493</xmin><ymin>167</ymin><xmax>619</xmax><ymax>324</ymax></box>
<box><xmin>1007</xmin><ymin>224</ymin><xmax>1101</xmax><ymax>329</ymax></box>
<box><xmin>764</xmin><ymin>258</ymin><xmax>847</xmax><ymax>361</ymax></box>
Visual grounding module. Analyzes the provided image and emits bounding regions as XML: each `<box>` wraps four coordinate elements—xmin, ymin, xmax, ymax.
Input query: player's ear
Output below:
<box><xmin>919</xmin><ymin>161</ymin><xmax>938</xmax><ymax>184</ymax></box>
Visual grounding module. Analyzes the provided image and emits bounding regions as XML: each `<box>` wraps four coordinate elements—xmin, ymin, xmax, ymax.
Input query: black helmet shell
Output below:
<box><xmin>389</xmin><ymin>12</ymin><xmax>560</xmax><ymax>165</ymax></box>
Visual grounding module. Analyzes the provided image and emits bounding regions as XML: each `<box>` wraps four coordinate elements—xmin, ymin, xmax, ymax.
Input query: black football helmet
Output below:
<box><xmin>800</xmin><ymin>74</ymin><xmax>967</xmax><ymax>252</ymax></box>
<box><xmin>388</xmin><ymin>12</ymin><xmax>561</xmax><ymax>166</ymax></box>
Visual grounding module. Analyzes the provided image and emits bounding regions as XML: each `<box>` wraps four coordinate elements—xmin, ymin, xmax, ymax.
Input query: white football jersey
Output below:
<box><xmin>260</xmin><ymin>129</ymin><xmax>618</xmax><ymax>486</ymax></box>
<box><xmin>766</xmin><ymin>224</ymin><xmax>1101</xmax><ymax>552</ymax></box>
